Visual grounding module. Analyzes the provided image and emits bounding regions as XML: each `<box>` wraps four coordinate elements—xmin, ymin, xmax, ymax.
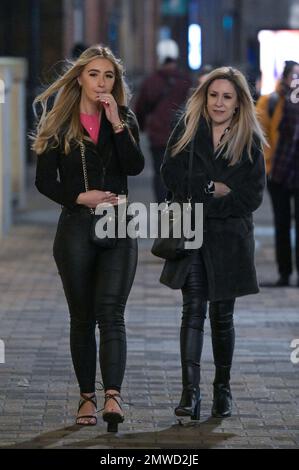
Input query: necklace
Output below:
<box><xmin>80</xmin><ymin>112</ymin><xmax>100</xmax><ymax>132</ymax></box>
<box><xmin>216</xmin><ymin>126</ymin><xmax>230</xmax><ymax>147</ymax></box>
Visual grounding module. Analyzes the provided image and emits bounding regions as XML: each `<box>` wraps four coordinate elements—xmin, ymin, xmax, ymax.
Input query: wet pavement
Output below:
<box><xmin>0</xmin><ymin>139</ymin><xmax>298</xmax><ymax>449</ymax></box>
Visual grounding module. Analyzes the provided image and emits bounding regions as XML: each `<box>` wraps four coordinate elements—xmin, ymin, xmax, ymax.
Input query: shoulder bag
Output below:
<box><xmin>79</xmin><ymin>141</ymin><xmax>118</xmax><ymax>248</ymax></box>
<box><xmin>151</xmin><ymin>138</ymin><xmax>195</xmax><ymax>260</ymax></box>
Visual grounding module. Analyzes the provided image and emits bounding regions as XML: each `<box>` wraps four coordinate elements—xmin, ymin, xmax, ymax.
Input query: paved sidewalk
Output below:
<box><xmin>0</xmin><ymin>144</ymin><xmax>298</xmax><ymax>449</ymax></box>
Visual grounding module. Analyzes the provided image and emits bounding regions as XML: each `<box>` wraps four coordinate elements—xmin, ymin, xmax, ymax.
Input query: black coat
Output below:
<box><xmin>160</xmin><ymin>117</ymin><xmax>266</xmax><ymax>301</ymax></box>
<box><xmin>35</xmin><ymin>107</ymin><xmax>145</xmax><ymax>209</ymax></box>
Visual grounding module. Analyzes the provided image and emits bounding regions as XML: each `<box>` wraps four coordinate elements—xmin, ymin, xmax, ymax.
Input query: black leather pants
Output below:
<box><xmin>53</xmin><ymin>207</ymin><xmax>138</xmax><ymax>394</ymax></box>
<box><xmin>181</xmin><ymin>250</ymin><xmax>235</xmax><ymax>388</ymax></box>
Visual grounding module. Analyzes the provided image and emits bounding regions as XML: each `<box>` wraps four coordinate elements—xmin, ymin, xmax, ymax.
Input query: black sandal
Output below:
<box><xmin>76</xmin><ymin>393</ymin><xmax>98</xmax><ymax>426</ymax></box>
<box><xmin>102</xmin><ymin>392</ymin><xmax>124</xmax><ymax>433</ymax></box>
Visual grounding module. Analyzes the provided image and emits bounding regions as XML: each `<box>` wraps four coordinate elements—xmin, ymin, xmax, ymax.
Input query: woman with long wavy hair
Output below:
<box><xmin>160</xmin><ymin>67</ymin><xmax>266</xmax><ymax>420</ymax></box>
<box><xmin>32</xmin><ymin>45</ymin><xmax>144</xmax><ymax>431</ymax></box>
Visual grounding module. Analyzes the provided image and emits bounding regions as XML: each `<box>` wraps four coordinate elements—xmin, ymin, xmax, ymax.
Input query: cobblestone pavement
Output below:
<box><xmin>0</xmin><ymin>145</ymin><xmax>298</xmax><ymax>449</ymax></box>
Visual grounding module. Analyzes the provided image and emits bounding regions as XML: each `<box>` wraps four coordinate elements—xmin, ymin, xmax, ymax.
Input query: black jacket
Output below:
<box><xmin>35</xmin><ymin>107</ymin><xmax>145</xmax><ymax>209</ymax></box>
<box><xmin>160</xmin><ymin>117</ymin><xmax>266</xmax><ymax>301</ymax></box>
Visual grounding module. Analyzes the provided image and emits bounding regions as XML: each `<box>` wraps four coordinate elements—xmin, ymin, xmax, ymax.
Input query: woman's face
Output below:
<box><xmin>206</xmin><ymin>79</ymin><xmax>239</xmax><ymax>127</ymax></box>
<box><xmin>78</xmin><ymin>58</ymin><xmax>116</xmax><ymax>103</ymax></box>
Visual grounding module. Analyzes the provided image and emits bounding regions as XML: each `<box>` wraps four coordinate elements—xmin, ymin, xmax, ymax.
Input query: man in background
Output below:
<box><xmin>135</xmin><ymin>40</ymin><xmax>192</xmax><ymax>203</ymax></box>
<box><xmin>257</xmin><ymin>60</ymin><xmax>299</xmax><ymax>287</ymax></box>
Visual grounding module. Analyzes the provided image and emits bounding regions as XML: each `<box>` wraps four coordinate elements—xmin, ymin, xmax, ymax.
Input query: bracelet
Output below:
<box><xmin>112</xmin><ymin>121</ymin><xmax>125</xmax><ymax>132</ymax></box>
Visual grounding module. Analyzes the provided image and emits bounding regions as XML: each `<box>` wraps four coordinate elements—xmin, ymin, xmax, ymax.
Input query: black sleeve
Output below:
<box><xmin>35</xmin><ymin>145</ymin><xmax>80</xmax><ymax>209</ymax></box>
<box><xmin>161</xmin><ymin>122</ymin><xmax>209</xmax><ymax>202</ymax></box>
<box><xmin>205</xmin><ymin>145</ymin><xmax>266</xmax><ymax>218</ymax></box>
<box><xmin>113</xmin><ymin>109</ymin><xmax>145</xmax><ymax>176</ymax></box>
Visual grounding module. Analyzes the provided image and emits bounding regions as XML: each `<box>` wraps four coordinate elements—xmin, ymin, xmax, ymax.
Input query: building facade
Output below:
<box><xmin>1</xmin><ymin>0</ymin><xmax>298</xmax><ymax>83</ymax></box>
<box><xmin>0</xmin><ymin>0</ymin><xmax>298</xmax><ymax>157</ymax></box>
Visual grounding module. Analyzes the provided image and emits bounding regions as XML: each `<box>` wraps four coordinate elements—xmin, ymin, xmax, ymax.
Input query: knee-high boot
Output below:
<box><xmin>174</xmin><ymin>326</ymin><xmax>203</xmax><ymax>420</ymax></box>
<box><xmin>209</xmin><ymin>299</ymin><xmax>235</xmax><ymax>418</ymax></box>
<box><xmin>176</xmin><ymin>251</ymin><xmax>207</xmax><ymax>420</ymax></box>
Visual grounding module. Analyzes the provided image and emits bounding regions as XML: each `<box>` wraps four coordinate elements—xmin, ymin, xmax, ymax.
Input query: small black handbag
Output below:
<box><xmin>151</xmin><ymin>138</ymin><xmax>195</xmax><ymax>260</ymax></box>
<box><xmin>79</xmin><ymin>141</ymin><xmax>118</xmax><ymax>248</ymax></box>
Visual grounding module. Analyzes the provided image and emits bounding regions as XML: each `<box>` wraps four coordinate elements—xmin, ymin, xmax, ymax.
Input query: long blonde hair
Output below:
<box><xmin>31</xmin><ymin>45</ymin><xmax>129</xmax><ymax>155</ymax></box>
<box><xmin>172</xmin><ymin>66</ymin><xmax>267</xmax><ymax>165</ymax></box>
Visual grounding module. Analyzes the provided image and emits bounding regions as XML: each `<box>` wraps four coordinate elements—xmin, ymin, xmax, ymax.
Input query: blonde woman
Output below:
<box><xmin>32</xmin><ymin>45</ymin><xmax>144</xmax><ymax>431</ymax></box>
<box><xmin>160</xmin><ymin>67</ymin><xmax>266</xmax><ymax>420</ymax></box>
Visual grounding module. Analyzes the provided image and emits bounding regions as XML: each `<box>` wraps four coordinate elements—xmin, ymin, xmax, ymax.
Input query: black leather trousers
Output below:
<box><xmin>53</xmin><ymin>207</ymin><xmax>138</xmax><ymax>394</ymax></box>
<box><xmin>181</xmin><ymin>250</ymin><xmax>235</xmax><ymax>389</ymax></box>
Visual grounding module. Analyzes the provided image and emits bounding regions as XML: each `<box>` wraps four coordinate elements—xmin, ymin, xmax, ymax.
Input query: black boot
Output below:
<box><xmin>175</xmin><ymin>385</ymin><xmax>201</xmax><ymax>420</ymax></box>
<box><xmin>212</xmin><ymin>366</ymin><xmax>232</xmax><ymax>418</ymax></box>
<box><xmin>175</xmin><ymin>327</ymin><xmax>203</xmax><ymax>420</ymax></box>
<box><xmin>209</xmin><ymin>301</ymin><xmax>235</xmax><ymax>418</ymax></box>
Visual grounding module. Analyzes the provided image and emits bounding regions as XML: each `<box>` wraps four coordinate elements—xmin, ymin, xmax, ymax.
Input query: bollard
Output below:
<box><xmin>0</xmin><ymin>67</ymin><xmax>12</xmax><ymax>237</ymax></box>
<box><xmin>0</xmin><ymin>78</ymin><xmax>4</xmax><ymax>104</ymax></box>
<box><xmin>0</xmin><ymin>339</ymin><xmax>4</xmax><ymax>364</ymax></box>
<box><xmin>0</xmin><ymin>58</ymin><xmax>28</xmax><ymax>210</ymax></box>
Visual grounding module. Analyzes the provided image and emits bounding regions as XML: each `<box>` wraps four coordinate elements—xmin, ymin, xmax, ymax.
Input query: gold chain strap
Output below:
<box><xmin>79</xmin><ymin>141</ymin><xmax>94</xmax><ymax>215</ymax></box>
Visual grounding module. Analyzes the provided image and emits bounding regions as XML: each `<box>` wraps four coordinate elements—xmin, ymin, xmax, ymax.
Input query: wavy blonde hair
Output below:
<box><xmin>31</xmin><ymin>45</ymin><xmax>129</xmax><ymax>155</ymax></box>
<box><xmin>172</xmin><ymin>66</ymin><xmax>267</xmax><ymax>165</ymax></box>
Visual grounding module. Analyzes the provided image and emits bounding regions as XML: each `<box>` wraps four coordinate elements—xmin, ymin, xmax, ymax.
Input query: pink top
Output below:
<box><xmin>80</xmin><ymin>112</ymin><xmax>101</xmax><ymax>144</ymax></box>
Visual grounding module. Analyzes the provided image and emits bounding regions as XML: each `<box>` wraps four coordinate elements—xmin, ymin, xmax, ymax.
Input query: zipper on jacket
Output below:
<box><xmin>102</xmin><ymin>166</ymin><xmax>106</xmax><ymax>189</ymax></box>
